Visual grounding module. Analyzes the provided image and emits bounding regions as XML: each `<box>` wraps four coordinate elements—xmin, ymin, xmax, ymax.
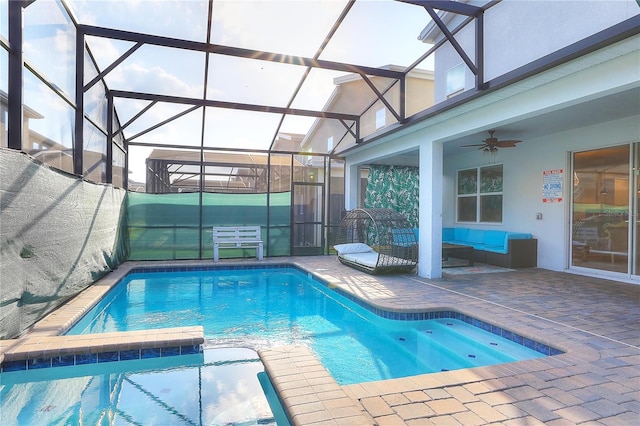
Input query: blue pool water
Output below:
<box><xmin>0</xmin><ymin>347</ymin><xmax>288</xmax><ymax>426</ymax></box>
<box><xmin>67</xmin><ymin>267</ymin><xmax>548</xmax><ymax>384</ymax></box>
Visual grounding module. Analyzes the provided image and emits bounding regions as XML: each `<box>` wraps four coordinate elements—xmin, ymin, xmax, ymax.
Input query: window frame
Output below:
<box><xmin>456</xmin><ymin>164</ymin><xmax>504</xmax><ymax>224</ymax></box>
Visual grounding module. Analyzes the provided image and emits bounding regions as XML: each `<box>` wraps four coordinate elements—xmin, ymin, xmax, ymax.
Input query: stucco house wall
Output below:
<box><xmin>484</xmin><ymin>0</ymin><xmax>638</xmax><ymax>81</ymax></box>
<box><xmin>442</xmin><ymin>114</ymin><xmax>640</xmax><ymax>272</ymax></box>
<box><xmin>342</xmin><ymin>34</ymin><xmax>639</xmax><ymax>279</ymax></box>
<box><xmin>425</xmin><ymin>0</ymin><xmax>638</xmax><ymax>103</ymax></box>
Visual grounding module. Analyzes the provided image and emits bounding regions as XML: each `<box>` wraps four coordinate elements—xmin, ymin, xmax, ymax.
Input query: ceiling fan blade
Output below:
<box><xmin>461</xmin><ymin>143</ymin><xmax>486</xmax><ymax>147</ymax></box>
<box><xmin>493</xmin><ymin>140</ymin><xmax>522</xmax><ymax>147</ymax></box>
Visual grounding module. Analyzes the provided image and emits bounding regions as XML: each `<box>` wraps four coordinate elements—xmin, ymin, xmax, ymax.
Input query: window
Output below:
<box><xmin>457</xmin><ymin>164</ymin><xmax>503</xmax><ymax>223</ymax></box>
<box><xmin>327</xmin><ymin>136</ymin><xmax>334</xmax><ymax>151</ymax></box>
<box><xmin>375</xmin><ymin>107</ymin><xmax>386</xmax><ymax>130</ymax></box>
<box><xmin>446</xmin><ymin>63</ymin><xmax>465</xmax><ymax>98</ymax></box>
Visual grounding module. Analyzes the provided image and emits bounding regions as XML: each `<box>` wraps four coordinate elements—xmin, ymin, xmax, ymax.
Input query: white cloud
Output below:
<box><xmin>85</xmin><ymin>36</ymin><xmax>128</xmax><ymax>70</ymax></box>
<box><xmin>107</xmin><ymin>60</ymin><xmax>203</xmax><ymax>98</ymax></box>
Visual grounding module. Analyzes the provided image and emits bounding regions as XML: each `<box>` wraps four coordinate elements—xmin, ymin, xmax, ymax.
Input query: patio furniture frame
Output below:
<box><xmin>335</xmin><ymin>208</ymin><xmax>418</xmax><ymax>274</ymax></box>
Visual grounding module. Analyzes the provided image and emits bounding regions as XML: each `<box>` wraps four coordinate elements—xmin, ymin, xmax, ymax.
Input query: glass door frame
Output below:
<box><xmin>632</xmin><ymin>143</ymin><xmax>640</xmax><ymax>276</ymax></box>
<box><xmin>569</xmin><ymin>143</ymin><xmax>636</xmax><ymax>278</ymax></box>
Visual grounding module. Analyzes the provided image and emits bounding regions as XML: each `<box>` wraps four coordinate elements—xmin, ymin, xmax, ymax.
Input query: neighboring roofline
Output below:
<box><xmin>299</xmin><ymin>89</ymin><xmax>343</xmax><ymax>151</ymax></box>
<box><xmin>301</xmin><ymin>66</ymin><xmax>434</xmax><ymax>151</ymax></box>
<box><xmin>0</xmin><ymin>89</ymin><xmax>44</xmax><ymax>119</ymax></box>
<box><xmin>418</xmin><ymin>10</ymin><xmax>451</xmax><ymax>43</ymax></box>
<box><xmin>339</xmin><ymin>15</ymin><xmax>640</xmax><ymax>156</ymax></box>
<box><xmin>128</xmin><ymin>140</ymin><xmax>334</xmax><ymax>158</ymax></box>
<box><xmin>333</xmin><ymin>65</ymin><xmax>434</xmax><ymax>85</ymax></box>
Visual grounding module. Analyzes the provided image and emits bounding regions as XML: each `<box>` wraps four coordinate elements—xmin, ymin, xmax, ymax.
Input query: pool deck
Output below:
<box><xmin>2</xmin><ymin>257</ymin><xmax>639</xmax><ymax>425</ymax></box>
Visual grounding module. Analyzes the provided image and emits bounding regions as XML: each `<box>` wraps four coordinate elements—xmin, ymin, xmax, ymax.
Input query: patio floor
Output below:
<box><xmin>2</xmin><ymin>256</ymin><xmax>639</xmax><ymax>425</ymax></box>
<box><xmin>271</xmin><ymin>256</ymin><xmax>640</xmax><ymax>425</ymax></box>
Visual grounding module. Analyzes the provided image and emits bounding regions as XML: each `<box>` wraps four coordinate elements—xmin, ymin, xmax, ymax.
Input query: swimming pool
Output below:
<box><xmin>66</xmin><ymin>266</ymin><xmax>554</xmax><ymax>384</ymax></box>
<box><xmin>0</xmin><ymin>347</ymin><xmax>288</xmax><ymax>426</ymax></box>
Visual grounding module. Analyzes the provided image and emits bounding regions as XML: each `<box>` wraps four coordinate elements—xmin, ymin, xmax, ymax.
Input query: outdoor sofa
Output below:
<box><xmin>443</xmin><ymin>227</ymin><xmax>537</xmax><ymax>268</ymax></box>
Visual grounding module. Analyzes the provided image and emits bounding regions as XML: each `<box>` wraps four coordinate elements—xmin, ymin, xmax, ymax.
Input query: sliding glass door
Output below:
<box><xmin>571</xmin><ymin>145</ymin><xmax>631</xmax><ymax>274</ymax></box>
<box><xmin>633</xmin><ymin>146</ymin><xmax>640</xmax><ymax>276</ymax></box>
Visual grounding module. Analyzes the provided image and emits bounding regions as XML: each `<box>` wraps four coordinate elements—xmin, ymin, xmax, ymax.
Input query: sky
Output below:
<box><xmin>24</xmin><ymin>0</ymin><xmax>436</xmax><ymax>183</ymax></box>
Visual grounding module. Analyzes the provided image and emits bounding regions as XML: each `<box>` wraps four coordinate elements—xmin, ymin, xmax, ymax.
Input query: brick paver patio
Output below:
<box><xmin>270</xmin><ymin>257</ymin><xmax>640</xmax><ymax>425</ymax></box>
<box><xmin>2</xmin><ymin>257</ymin><xmax>638</xmax><ymax>425</ymax></box>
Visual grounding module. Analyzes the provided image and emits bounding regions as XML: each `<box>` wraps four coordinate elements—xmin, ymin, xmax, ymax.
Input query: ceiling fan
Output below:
<box><xmin>462</xmin><ymin>130</ymin><xmax>522</xmax><ymax>153</ymax></box>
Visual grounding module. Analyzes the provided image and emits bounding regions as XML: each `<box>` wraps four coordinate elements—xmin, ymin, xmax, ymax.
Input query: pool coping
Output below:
<box><xmin>0</xmin><ymin>327</ymin><xmax>204</xmax><ymax>372</ymax></box>
<box><xmin>0</xmin><ymin>259</ymin><xmax>604</xmax><ymax>425</ymax></box>
<box><xmin>0</xmin><ymin>263</ymin><xmax>205</xmax><ymax>371</ymax></box>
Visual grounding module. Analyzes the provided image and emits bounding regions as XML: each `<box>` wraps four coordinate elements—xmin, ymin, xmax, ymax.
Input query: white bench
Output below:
<box><xmin>212</xmin><ymin>226</ymin><xmax>263</xmax><ymax>262</ymax></box>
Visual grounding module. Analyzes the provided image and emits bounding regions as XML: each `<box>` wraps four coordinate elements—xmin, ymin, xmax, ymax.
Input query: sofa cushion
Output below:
<box><xmin>484</xmin><ymin>230</ymin><xmax>507</xmax><ymax>247</ymax></box>
<box><xmin>453</xmin><ymin>228</ymin><xmax>469</xmax><ymax>241</ymax></box>
<box><xmin>392</xmin><ymin>228</ymin><xmax>416</xmax><ymax>246</ymax></box>
<box><xmin>507</xmin><ymin>232</ymin><xmax>532</xmax><ymax>240</ymax></box>
<box><xmin>441</xmin><ymin>227</ymin><xmax>533</xmax><ymax>257</ymax></box>
<box><xmin>466</xmin><ymin>229</ymin><xmax>485</xmax><ymax>244</ymax></box>
<box><xmin>333</xmin><ymin>243</ymin><xmax>374</xmax><ymax>255</ymax></box>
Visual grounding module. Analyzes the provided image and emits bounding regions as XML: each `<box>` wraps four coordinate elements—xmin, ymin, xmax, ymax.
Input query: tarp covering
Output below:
<box><xmin>127</xmin><ymin>191</ymin><xmax>291</xmax><ymax>260</ymax></box>
<box><xmin>0</xmin><ymin>149</ymin><xmax>127</xmax><ymax>339</ymax></box>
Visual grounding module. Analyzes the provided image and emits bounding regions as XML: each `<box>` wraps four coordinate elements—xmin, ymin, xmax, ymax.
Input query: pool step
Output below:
<box><xmin>0</xmin><ymin>326</ymin><xmax>204</xmax><ymax>372</ymax></box>
<box><xmin>259</xmin><ymin>345</ymin><xmax>372</xmax><ymax>426</ymax></box>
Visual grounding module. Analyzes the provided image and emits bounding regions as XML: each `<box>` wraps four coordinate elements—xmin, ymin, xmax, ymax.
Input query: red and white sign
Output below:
<box><xmin>542</xmin><ymin>169</ymin><xmax>563</xmax><ymax>203</ymax></box>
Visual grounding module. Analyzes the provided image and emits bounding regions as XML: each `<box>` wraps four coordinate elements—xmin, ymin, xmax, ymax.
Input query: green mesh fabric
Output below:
<box><xmin>0</xmin><ymin>149</ymin><xmax>127</xmax><ymax>339</ymax></box>
<box><xmin>127</xmin><ymin>191</ymin><xmax>291</xmax><ymax>260</ymax></box>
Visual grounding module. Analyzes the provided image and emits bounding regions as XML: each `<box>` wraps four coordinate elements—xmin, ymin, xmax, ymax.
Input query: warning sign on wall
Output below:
<box><xmin>542</xmin><ymin>169</ymin><xmax>563</xmax><ymax>203</ymax></box>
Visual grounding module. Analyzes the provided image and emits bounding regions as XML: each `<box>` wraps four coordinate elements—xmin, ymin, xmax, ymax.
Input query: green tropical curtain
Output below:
<box><xmin>364</xmin><ymin>165</ymin><xmax>419</xmax><ymax>228</ymax></box>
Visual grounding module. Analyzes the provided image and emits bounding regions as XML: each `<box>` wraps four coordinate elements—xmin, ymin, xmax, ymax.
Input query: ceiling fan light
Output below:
<box><xmin>462</xmin><ymin>130</ymin><xmax>520</xmax><ymax>155</ymax></box>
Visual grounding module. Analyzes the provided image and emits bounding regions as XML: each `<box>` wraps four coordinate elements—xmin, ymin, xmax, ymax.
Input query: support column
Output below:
<box><xmin>74</xmin><ymin>28</ymin><xmax>84</xmax><ymax>176</ymax></box>
<box><xmin>7</xmin><ymin>0</ymin><xmax>23</xmax><ymax>150</ymax></box>
<box><xmin>106</xmin><ymin>94</ymin><xmax>113</xmax><ymax>183</ymax></box>
<box><xmin>344</xmin><ymin>163</ymin><xmax>360</xmax><ymax>211</ymax></box>
<box><xmin>418</xmin><ymin>141</ymin><xmax>443</xmax><ymax>278</ymax></box>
